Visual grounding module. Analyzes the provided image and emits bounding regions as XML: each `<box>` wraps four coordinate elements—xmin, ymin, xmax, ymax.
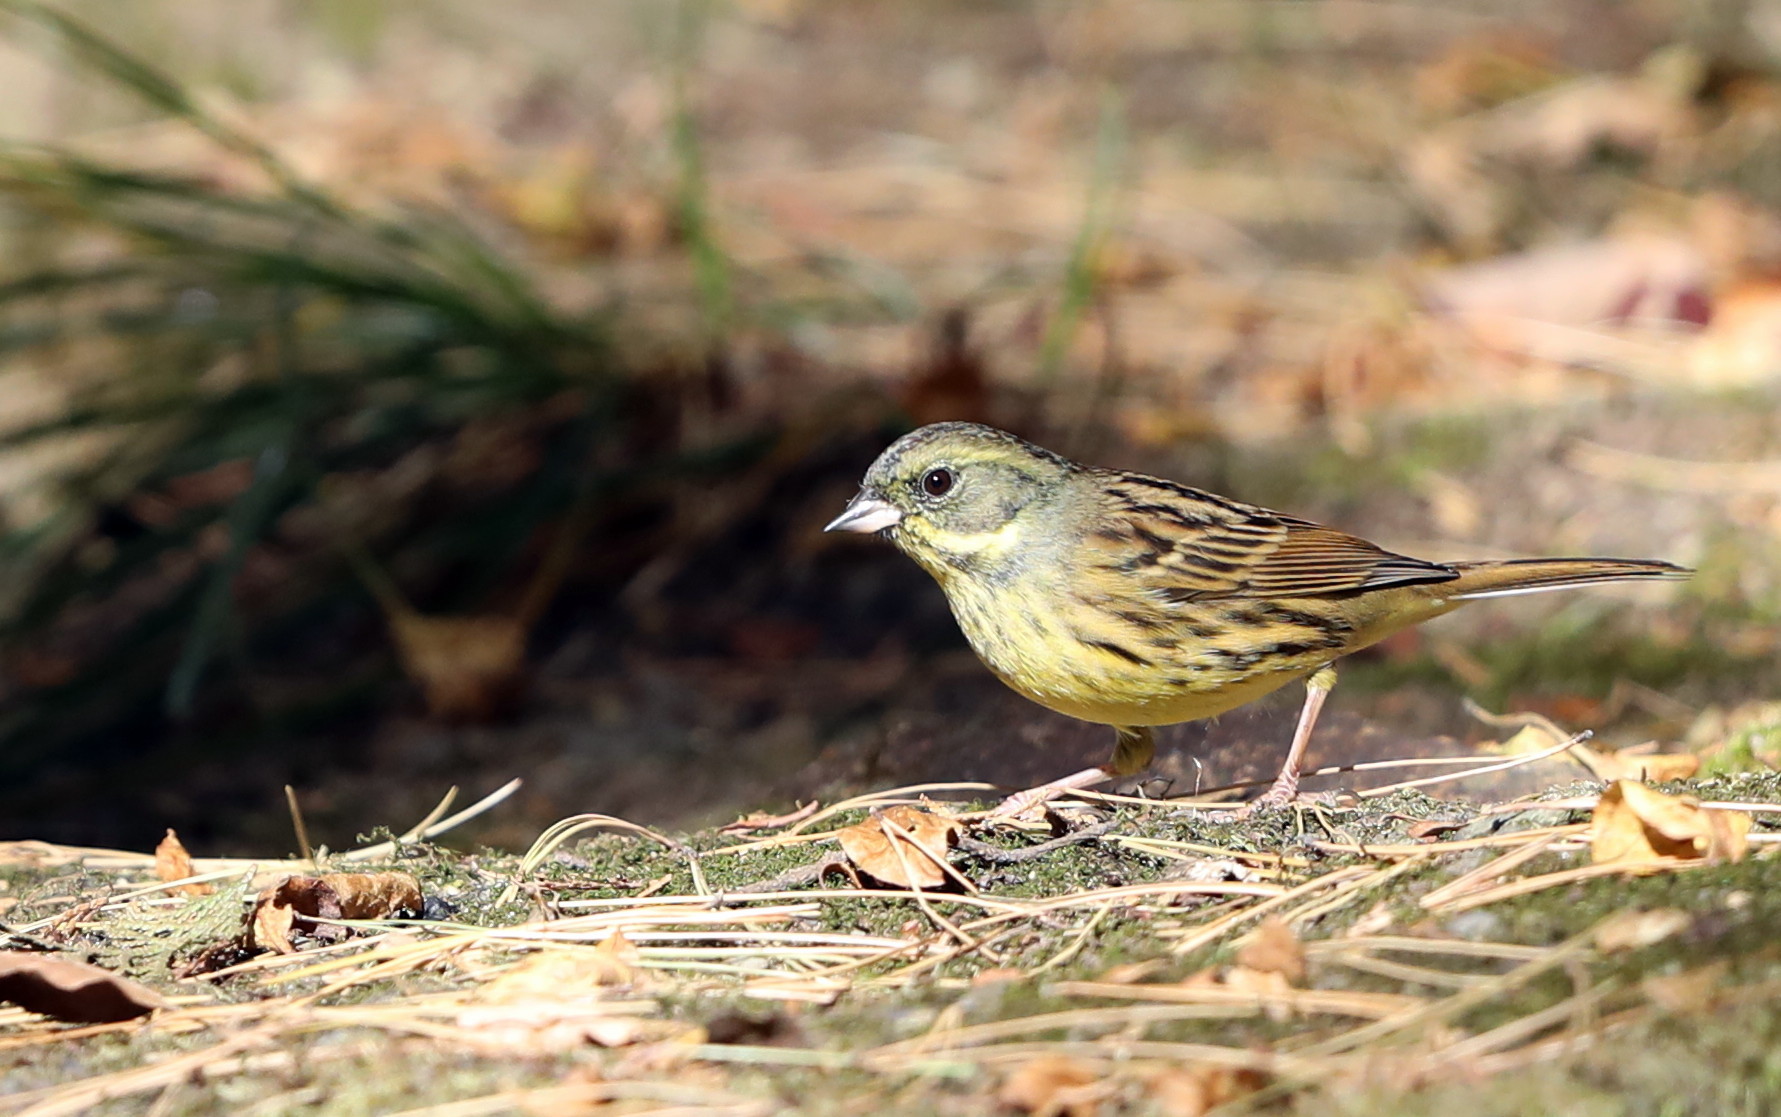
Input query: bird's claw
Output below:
<box><xmin>1230</xmin><ymin>774</ymin><xmax>1302</xmax><ymax>820</ymax></box>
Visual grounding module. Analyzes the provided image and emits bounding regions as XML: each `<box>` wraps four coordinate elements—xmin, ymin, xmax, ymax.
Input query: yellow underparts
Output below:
<box><xmin>934</xmin><ymin>567</ymin><xmax>1464</xmax><ymax>730</ymax></box>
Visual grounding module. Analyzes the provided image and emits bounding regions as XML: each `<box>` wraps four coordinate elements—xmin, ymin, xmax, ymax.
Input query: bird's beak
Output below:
<box><xmin>824</xmin><ymin>491</ymin><xmax>903</xmax><ymax>534</ymax></box>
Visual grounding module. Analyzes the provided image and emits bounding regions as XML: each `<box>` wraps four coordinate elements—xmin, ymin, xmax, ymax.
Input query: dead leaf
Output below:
<box><xmin>247</xmin><ymin>872</ymin><xmax>424</xmax><ymax>954</ymax></box>
<box><xmin>998</xmin><ymin>1055</ymin><xmax>1106</xmax><ymax>1117</ymax></box>
<box><xmin>0</xmin><ymin>951</ymin><xmax>165</xmax><ymax>1022</ymax></box>
<box><xmin>154</xmin><ymin>829</ymin><xmax>212</xmax><ymax>897</ymax></box>
<box><xmin>485</xmin><ymin>935</ymin><xmax>646</xmax><ymax>1001</ymax></box>
<box><xmin>1234</xmin><ymin>918</ymin><xmax>1305</xmax><ymax>985</ymax></box>
<box><xmin>1594</xmin><ymin>908</ymin><xmax>1692</xmax><ymax>953</ymax></box>
<box><xmin>835</xmin><ymin>806</ymin><xmax>960</xmax><ymax>889</ymax></box>
<box><xmin>1571</xmin><ymin>746</ymin><xmax>1700</xmax><ymax>783</ymax></box>
<box><xmin>1141</xmin><ymin>1065</ymin><xmax>1266</xmax><ymax>1117</ymax></box>
<box><xmin>320</xmin><ymin>872</ymin><xmax>427</xmax><ymax>920</ymax></box>
<box><xmin>1590</xmin><ymin>780</ymin><xmax>1750</xmax><ymax>869</ymax></box>
<box><xmin>388</xmin><ymin>612</ymin><xmax>529</xmax><ymax>721</ymax></box>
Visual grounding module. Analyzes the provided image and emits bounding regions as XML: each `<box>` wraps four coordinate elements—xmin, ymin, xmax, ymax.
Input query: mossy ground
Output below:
<box><xmin>7</xmin><ymin>778</ymin><xmax>1781</xmax><ymax>1115</ymax></box>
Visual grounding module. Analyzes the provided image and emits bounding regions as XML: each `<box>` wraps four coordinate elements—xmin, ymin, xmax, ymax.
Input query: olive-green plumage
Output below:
<box><xmin>827</xmin><ymin>422</ymin><xmax>1690</xmax><ymax>807</ymax></box>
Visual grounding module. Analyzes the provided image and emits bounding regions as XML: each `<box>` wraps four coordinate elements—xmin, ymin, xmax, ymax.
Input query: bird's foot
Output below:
<box><xmin>1230</xmin><ymin>771</ymin><xmax>1304</xmax><ymax>820</ymax></box>
<box><xmin>989</xmin><ymin>786</ymin><xmax>1061</xmax><ymax>820</ymax></box>
<box><xmin>986</xmin><ymin>766</ymin><xmax>1113</xmax><ymax>821</ymax></box>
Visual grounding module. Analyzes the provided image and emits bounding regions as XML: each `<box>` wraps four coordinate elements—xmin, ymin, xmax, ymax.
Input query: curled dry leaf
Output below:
<box><xmin>154</xmin><ymin>829</ymin><xmax>213</xmax><ymax>897</ymax></box>
<box><xmin>997</xmin><ymin>1054</ymin><xmax>1106</xmax><ymax>1117</ymax></box>
<box><xmin>1591</xmin><ymin>780</ymin><xmax>1750</xmax><ymax>869</ymax></box>
<box><xmin>0</xmin><ymin>951</ymin><xmax>166</xmax><ymax>1023</ymax></box>
<box><xmin>835</xmin><ymin>805</ymin><xmax>960</xmax><ymax>889</ymax></box>
<box><xmin>248</xmin><ymin>871</ymin><xmax>425</xmax><ymax>954</ymax></box>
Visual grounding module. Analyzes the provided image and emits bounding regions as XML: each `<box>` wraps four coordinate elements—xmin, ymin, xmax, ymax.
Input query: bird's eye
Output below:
<box><xmin>921</xmin><ymin>467</ymin><xmax>955</xmax><ymax>497</ymax></box>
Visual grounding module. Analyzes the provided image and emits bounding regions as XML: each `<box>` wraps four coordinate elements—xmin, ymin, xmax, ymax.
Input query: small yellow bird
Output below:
<box><xmin>826</xmin><ymin>422</ymin><xmax>1690</xmax><ymax>812</ymax></box>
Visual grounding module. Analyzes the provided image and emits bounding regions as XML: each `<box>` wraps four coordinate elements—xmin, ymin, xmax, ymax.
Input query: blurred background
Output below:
<box><xmin>0</xmin><ymin>0</ymin><xmax>1774</xmax><ymax>853</ymax></box>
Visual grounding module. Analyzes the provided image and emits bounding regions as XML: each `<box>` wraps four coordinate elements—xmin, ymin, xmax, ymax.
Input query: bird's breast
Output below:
<box><xmin>934</xmin><ymin>565</ymin><xmax>1316</xmax><ymax>727</ymax></box>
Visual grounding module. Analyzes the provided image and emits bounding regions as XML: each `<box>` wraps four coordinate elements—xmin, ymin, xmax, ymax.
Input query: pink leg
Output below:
<box><xmin>1237</xmin><ymin>665</ymin><xmax>1337</xmax><ymax>816</ymax></box>
<box><xmin>990</xmin><ymin>726</ymin><xmax>1154</xmax><ymax>818</ymax></box>
<box><xmin>990</xmin><ymin>765</ymin><xmax>1116</xmax><ymax>818</ymax></box>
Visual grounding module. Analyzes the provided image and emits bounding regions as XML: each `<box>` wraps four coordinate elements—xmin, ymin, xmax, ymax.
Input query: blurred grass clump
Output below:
<box><xmin>0</xmin><ymin>3</ymin><xmax>702</xmax><ymax>768</ymax></box>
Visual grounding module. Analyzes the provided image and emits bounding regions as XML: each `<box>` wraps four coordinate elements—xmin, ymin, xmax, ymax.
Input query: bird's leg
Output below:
<box><xmin>990</xmin><ymin>726</ymin><xmax>1155</xmax><ymax>818</ymax></box>
<box><xmin>1237</xmin><ymin>665</ymin><xmax>1337</xmax><ymax>815</ymax></box>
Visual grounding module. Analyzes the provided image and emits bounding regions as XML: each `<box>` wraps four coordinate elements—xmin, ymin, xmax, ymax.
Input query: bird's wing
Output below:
<box><xmin>1087</xmin><ymin>473</ymin><xmax>1458</xmax><ymax>601</ymax></box>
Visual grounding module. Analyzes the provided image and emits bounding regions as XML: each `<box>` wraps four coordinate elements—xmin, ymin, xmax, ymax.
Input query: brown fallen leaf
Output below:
<box><xmin>1572</xmin><ymin>746</ymin><xmax>1700</xmax><ymax>783</ymax></box>
<box><xmin>835</xmin><ymin>806</ymin><xmax>960</xmax><ymax>890</ymax></box>
<box><xmin>248</xmin><ymin>872</ymin><xmax>425</xmax><ymax>954</ymax></box>
<box><xmin>321</xmin><ymin>872</ymin><xmax>427</xmax><ymax>919</ymax></box>
<box><xmin>1235</xmin><ymin>917</ymin><xmax>1305</xmax><ymax>985</ymax></box>
<box><xmin>0</xmin><ymin>951</ymin><xmax>166</xmax><ymax>1023</ymax></box>
<box><xmin>998</xmin><ymin>1054</ymin><xmax>1106</xmax><ymax>1117</ymax></box>
<box><xmin>154</xmin><ymin>829</ymin><xmax>213</xmax><ymax>898</ymax></box>
<box><xmin>1140</xmin><ymin>1065</ymin><xmax>1267</xmax><ymax>1117</ymax></box>
<box><xmin>485</xmin><ymin>934</ymin><xmax>646</xmax><ymax>1001</ymax></box>
<box><xmin>1591</xmin><ymin>780</ymin><xmax>1750</xmax><ymax>869</ymax></box>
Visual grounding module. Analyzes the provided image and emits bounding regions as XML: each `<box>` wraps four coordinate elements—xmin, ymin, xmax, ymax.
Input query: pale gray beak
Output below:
<box><xmin>824</xmin><ymin>492</ymin><xmax>903</xmax><ymax>534</ymax></box>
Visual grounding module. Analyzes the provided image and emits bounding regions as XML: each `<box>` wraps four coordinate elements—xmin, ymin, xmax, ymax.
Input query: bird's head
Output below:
<box><xmin>824</xmin><ymin>422</ymin><xmax>1074</xmax><ymax>579</ymax></box>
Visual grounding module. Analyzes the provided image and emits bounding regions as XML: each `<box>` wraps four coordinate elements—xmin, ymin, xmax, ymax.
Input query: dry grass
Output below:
<box><xmin>4</xmin><ymin>761</ymin><xmax>1779</xmax><ymax>1115</ymax></box>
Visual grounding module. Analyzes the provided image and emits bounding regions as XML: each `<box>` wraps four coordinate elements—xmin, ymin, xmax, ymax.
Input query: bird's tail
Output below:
<box><xmin>1445</xmin><ymin>558</ymin><xmax>1691</xmax><ymax>601</ymax></box>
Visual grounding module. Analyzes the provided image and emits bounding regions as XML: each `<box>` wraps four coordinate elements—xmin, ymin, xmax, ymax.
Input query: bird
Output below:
<box><xmin>824</xmin><ymin>421</ymin><xmax>1691</xmax><ymax>814</ymax></box>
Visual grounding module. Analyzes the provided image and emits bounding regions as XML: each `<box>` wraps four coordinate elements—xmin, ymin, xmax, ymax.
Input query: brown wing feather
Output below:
<box><xmin>1088</xmin><ymin>472</ymin><xmax>1458</xmax><ymax>601</ymax></box>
